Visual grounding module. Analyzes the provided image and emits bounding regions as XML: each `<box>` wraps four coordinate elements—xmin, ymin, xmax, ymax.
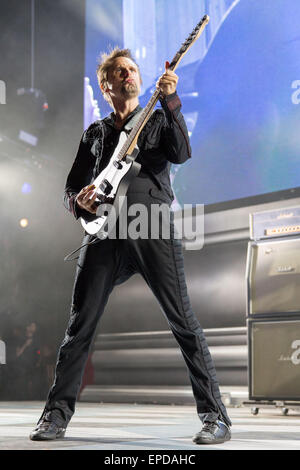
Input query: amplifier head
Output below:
<box><xmin>250</xmin><ymin>206</ymin><xmax>300</xmax><ymax>241</ymax></box>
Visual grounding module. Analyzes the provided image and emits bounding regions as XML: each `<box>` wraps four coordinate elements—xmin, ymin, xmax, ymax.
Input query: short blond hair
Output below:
<box><xmin>96</xmin><ymin>47</ymin><xmax>141</xmax><ymax>108</ymax></box>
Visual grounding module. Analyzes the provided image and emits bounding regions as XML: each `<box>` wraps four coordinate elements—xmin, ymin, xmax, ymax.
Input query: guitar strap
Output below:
<box><xmin>123</xmin><ymin>107</ymin><xmax>163</xmax><ymax>190</ymax></box>
<box><xmin>123</xmin><ymin>107</ymin><xmax>145</xmax><ymax>135</ymax></box>
<box><xmin>93</xmin><ymin>107</ymin><xmax>144</xmax><ymax>179</ymax></box>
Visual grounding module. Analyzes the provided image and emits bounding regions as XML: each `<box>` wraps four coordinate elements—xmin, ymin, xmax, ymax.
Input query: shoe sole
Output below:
<box><xmin>29</xmin><ymin>430</ymin><xmax>66</xmax><ymax>441</ymax></box>
<box><xmin>193</xmin><ymin>435</ymin><xmax>231</xmax><ymax>445</ymax></box>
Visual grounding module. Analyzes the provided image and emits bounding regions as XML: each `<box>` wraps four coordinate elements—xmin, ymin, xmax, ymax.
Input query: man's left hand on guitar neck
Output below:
<box><xmin>156</xmin><ymin>61</ymin><xmax>178</xmax><ymax>96</ymax></box>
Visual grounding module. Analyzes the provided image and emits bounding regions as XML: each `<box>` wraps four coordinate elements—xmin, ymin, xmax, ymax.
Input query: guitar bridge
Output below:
<box><xmin>95</xmin><ymin>193</ymin><xmax>115</xmax><ymax>205</ymax></box>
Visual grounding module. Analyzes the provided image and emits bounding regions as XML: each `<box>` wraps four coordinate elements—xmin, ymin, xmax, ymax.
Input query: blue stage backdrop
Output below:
<box><xmin>84</xmin><ymin>0</ymin><xmax>300</xmax><ymax>210</ymax></box>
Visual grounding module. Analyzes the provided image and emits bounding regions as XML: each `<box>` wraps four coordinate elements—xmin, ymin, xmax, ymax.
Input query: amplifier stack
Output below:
<box><xmin>245</xmin><ymin>206</ymin><xmax>300</xmax><ymax>414</ymax></box>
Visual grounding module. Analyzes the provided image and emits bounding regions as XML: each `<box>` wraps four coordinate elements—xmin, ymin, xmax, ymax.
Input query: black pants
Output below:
<box><xmin>39</xmin><ymin>191</ymin><xmax>231</xmax><ymax>429</ymax></box>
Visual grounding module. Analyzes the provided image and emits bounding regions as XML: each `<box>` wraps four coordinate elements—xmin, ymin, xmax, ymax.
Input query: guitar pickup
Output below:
<box><xmin>113</xmin><ymin>160</ymin><xmax>123</xmax><ymax>169</ymax></box>
<box><xmin>99</xmin><ymin>179</ymin><xmax>113</xmax><ymax>195</ymax></box>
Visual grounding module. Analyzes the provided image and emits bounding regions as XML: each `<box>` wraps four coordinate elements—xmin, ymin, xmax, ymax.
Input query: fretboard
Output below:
<box><xmin>117</xmin><ymin>88</ymin><xmax>161</xmax><ymax>161</ymax></box>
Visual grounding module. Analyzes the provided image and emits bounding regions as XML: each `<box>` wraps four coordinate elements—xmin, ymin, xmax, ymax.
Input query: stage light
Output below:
<box><xmin>18</xmin><ymin>130</ymin><xmax>38</xmax><ymax>147</ymax></box>
<box><xmin>19</xmin><ymin>218</ymin><xmax>29</xmax><ymax>228</ymax></box>
<box><xmin>21</xmin><ymin>183</ymin><xmax>32</xmax><ymax>194</ymax></box>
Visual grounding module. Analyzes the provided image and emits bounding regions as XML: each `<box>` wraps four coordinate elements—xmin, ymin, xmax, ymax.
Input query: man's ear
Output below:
<box><xmin>101</xmin><ymin>82</ymin><xmax>112</xmax><ymax>95</ymax></box>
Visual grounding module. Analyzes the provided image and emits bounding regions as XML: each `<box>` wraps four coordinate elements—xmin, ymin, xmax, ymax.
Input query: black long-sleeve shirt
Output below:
<box><xmin>64</xmin><ymin>92</ymin><xmax>192</xmax><ymax>221</ymax></box>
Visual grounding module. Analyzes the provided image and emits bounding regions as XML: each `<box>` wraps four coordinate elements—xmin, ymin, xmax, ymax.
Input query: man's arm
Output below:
<box><xmin>156</xmin><ymin>63</ymin><xmax>192</xmax><ymax>164</ymax></box>
<box><xmin>63</xmin><ymin>132</ymin><xmax>97</xmax><ymax>221</ymax></box>
<box><xmin>159</xmin><ymin>92</ymin><xmax>192</xmax><ymax>164</ymax></box>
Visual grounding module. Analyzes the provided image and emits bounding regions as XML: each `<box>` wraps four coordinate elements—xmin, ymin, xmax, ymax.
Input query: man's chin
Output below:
<box><xmin>122</xmin><ymin>83</ymin><xmax>140</xmax><ymax>98</ymax></box>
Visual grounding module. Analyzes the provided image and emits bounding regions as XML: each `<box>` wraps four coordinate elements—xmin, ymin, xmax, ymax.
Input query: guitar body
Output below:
<box><xmin>81</xmin><ymin>131</ymin><xmax>141</xmax><ymax>238</ymax></box>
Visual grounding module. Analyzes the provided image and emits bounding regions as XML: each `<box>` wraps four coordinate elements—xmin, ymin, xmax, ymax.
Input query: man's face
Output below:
<box><xmin>105</xmin><ymin>56</ymin><xmax>141</xmax><ymax>101</ymax></box>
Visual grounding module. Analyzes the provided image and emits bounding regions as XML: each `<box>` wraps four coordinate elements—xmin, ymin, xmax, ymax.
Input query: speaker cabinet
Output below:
<box><xmin>247</xmin><ymin>237</ymin><xmax>300</xmax><ymax>316</ymax></box>
<box><xmin>248</xmin><ymin>318</ymin><xmax>300</xmax><ymax>400</ymax></box>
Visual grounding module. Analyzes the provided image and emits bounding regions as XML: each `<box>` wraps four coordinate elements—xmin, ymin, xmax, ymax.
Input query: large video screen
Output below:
<box><xmin>84</xmin><ymin>0</ymin><xmax>300</xmax><ymax>210</ymax></box>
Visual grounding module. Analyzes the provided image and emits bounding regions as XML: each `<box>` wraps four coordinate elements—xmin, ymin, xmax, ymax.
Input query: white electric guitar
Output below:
<box><xmin>81</xmin><ymin>15</ymin><xmax>210</xmax><ymax>239</ymax></box>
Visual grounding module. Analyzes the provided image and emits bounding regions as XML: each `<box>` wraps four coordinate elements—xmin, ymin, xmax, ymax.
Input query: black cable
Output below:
<box><xmin>63</xmin><ymin>236</ymin><xmax>102</xmax><ymax>262</ymax></box>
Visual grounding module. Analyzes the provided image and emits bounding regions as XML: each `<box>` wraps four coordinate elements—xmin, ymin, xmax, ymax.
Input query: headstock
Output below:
<box><xmin>169</xmin><ymin>15</ymin><xmax>210</xmax><ymax>72</ymax></box>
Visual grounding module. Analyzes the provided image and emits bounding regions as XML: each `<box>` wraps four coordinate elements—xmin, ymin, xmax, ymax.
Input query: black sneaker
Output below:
<box><xmin>29</xmin><ymin>420</ymin><xmax>66</xmax><ymax>441</ymax></box>
<box><xmin>193</xmin><ymin>420</ymin><xmax>231</xmax><ymax>445</ymax></box>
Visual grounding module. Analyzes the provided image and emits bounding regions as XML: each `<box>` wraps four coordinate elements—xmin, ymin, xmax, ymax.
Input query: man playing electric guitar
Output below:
<box><xmin>29</xmin><ymin>48</ymin><xmax>231</xmax><ymax>445</ymax></box>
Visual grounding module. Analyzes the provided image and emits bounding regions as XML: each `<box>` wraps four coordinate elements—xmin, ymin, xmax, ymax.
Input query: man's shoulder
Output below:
<box><xmin>83</xmin><ymin>108</ymin><xmax>166</xmax><ymax>142</ymax></box>
<box><xmin>148</xmin><ymin>108</ymin><xmax>166</xmax><ymax>124</ymax></box>
<box><xmin>140</xmin><ymin>108</ymin><xmax>166</xmax><ymax>133</ymax></box>
<box><xmin>153</xmin><ymin>108</ymin><xmax>165</xmax><ymax>116</ymax></box>
<box><xmin>85</xmin><ymin>119</ymin><xmax>104</xmax><ymax>132</ymax></box>
<box><xmin>82</xmin><ymin>119</ymin><xmax>104</xmax><ymax>143</ymax></box>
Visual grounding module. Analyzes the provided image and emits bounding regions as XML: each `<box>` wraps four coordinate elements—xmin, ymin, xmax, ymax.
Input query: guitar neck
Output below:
<box><xmin>117</xmin><ymin>15</ymin><xmax>209</xmax><ymax>159</ymax></box>
<box><xmin>117</xmin><ymin>44</ymin><xmax>185</xmax><ymax>159</ymax></box>
<box><xmin>117</xmin><ymin>88</ymin><xmax>161</xmax><ymax>159</ymax></box>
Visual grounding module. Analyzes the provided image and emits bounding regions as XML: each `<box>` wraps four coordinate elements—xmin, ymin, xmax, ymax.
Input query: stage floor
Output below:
<box><xmin>0</xmin><ymin>396</ymin><xmax>300</xmax><ymax>451</ymax></box>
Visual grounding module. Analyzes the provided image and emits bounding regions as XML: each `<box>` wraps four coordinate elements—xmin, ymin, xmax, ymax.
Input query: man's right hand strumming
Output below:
<box><xmin>76</xmin><ymin>184</ymin><xmax>98</xmax><ymax>214</ymax></box>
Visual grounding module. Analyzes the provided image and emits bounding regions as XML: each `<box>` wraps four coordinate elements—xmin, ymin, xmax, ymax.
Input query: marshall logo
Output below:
<box><xmin>276</xmin><ymin>265</ymin><xmax>295</xmax><ymax>273</ymax></box>
<box><xmin>278</xmin><ymin>340</ymin><xmax>300</xmax><ymax>365</ymax></box>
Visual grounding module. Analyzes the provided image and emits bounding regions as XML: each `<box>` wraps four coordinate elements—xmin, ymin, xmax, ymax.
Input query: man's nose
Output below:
<box><xmin>122</xmin><ymin>68</ymin><xmax>130</xmax><ymax>78</ymax></box>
